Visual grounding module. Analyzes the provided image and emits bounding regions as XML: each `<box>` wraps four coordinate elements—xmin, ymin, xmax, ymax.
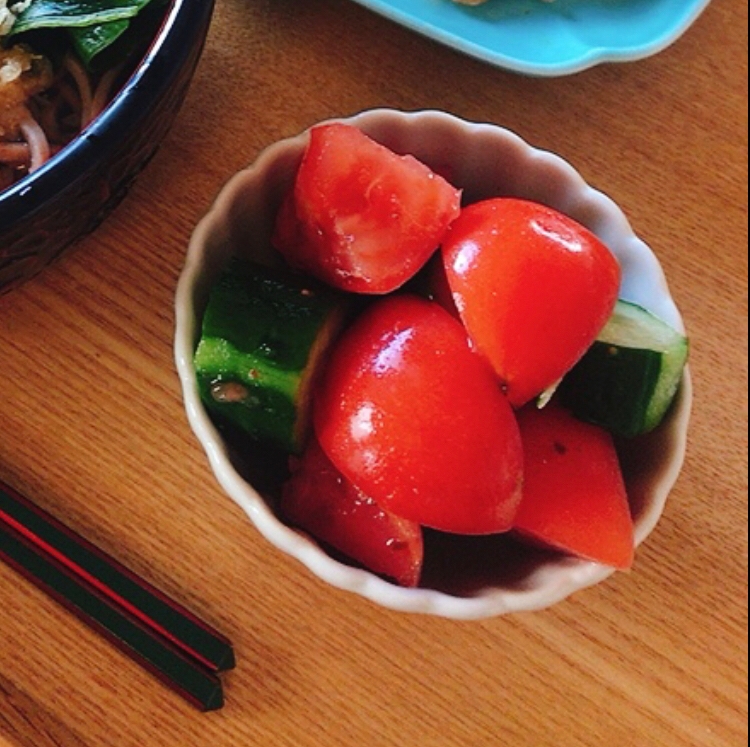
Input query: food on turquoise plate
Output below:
<box><xmin>192</xmin><ymin>123</ymin><xmax>689</xmax><ymax>589</ymax></box>
<box><xmin>0</xmin><ymin>0</ymin><xmax>169</xmax><ymax>191</ymax></box>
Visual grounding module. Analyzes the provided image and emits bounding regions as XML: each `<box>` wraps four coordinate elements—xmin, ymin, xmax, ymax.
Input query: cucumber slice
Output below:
<box><xmin>194</xmin><ymin>259</ymin><xmax>348</xmax><ymax>453</ymax></box>
<box><xmin>558</xmin><ymin>300</ymin><xmax>689</xmax><ymax>438</ymax></box>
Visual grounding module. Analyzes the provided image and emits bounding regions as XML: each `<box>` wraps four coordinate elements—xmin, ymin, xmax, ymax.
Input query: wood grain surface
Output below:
<box><xmin>0</xmin><ymin>0</ymin><xmax>747</xmax><ymax>745</ymax></box>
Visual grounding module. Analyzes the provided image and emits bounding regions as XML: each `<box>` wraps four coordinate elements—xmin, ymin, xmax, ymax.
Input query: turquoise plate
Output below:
<box><xmin>350</xmin><ymin>0</ymin><xmax>712</xmax><ymax>76</ymax></box>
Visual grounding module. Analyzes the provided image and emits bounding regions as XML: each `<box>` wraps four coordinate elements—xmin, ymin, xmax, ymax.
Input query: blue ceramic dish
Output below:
<box><xmin>0</xmin><ymin>0</ymin><xmax>216</xmax><ymax>293</ymax></box>
<box><xmin>350</xmin><ymin>0</ymin><xmax>712</xmax><ymax>76</ymax></box>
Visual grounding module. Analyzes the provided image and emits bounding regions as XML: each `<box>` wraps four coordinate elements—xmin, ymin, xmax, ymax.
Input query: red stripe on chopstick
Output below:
<box><xmin>0</xmin><ymin>506</ymin><xmax>217</xmax><ymax>672</ymax></box>
<box><xmin>0</xmin><ymin>520</ymin><xmax>224</xmax><ymax>712</ymax></box>
<box><xmin>0</xmin><ymin>482</ymin><xmax>234</xmax><ymax>673</ymax></box>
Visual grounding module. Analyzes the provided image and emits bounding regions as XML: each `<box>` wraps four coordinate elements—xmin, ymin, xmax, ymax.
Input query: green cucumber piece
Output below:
<box><xmin>194</xmin><ymin>259</ymin><xmax>348</xmax><ymax>454</ymax></box>
<box><xmin>558</xmin><ymin>300</ymin><xmax>689</xmax><ymax>438</ymax></box>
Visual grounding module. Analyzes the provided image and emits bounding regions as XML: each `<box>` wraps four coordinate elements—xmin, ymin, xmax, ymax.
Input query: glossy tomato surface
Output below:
<box><xmin>442</xmin><ymin>198</ymin><xmax>621</xmax><ymax>408</ymax></box>
<box><xmin>282</xmin><ymin>438</ymin><xmax>424</xmax><ymax>587</ymax></box>
<box><xmin>273</xmin><ymin>123</ymin><xmax>461</xmax><ymax>294</ymax></box>
<box><xmin>515</xmin><ymin>401</ymin><xmax>635</xmax><ymax>570</ymax></box>
<box><xmin>314</xmin><ymin>294</ymin><xmax>523</xmax><ymax>535</ymax></box>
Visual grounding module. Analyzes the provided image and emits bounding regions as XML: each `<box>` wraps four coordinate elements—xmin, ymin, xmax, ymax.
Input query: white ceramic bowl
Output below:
<box><xmin>175</xmin><ymin>109</ymin><xmax>692</xmax><ymax>620</ymax></box>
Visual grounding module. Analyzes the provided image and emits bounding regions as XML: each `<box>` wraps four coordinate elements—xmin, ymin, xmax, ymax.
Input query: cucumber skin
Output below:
<box><xmin>558</xmin><ymin>302</ymin><xmax>688</xmax><ymax>438</ymax></box>
<box><xmin>196</xmin><ymin>349</ymin><xmax>300</xmax><ymax>454</ymax></box>
<box><xmin>200</xmin><ymin>261</ymin><xmax>339</xmax><ymax>374</ymax></box>
<box><xmin>194</xmin><ymin>259</ymin><xmax>347</xmax><ymax>453</ymax></box>
<box><xmin>559</xmin><ymin>343</ymin><xmax>665</xmax><ymax>438</ymax></box>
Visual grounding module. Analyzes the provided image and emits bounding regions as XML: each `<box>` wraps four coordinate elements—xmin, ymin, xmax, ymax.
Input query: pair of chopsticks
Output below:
<box><xmin>0</xmin><ymin>480</ymin><xmax>235</xmax><ymax>712</ymax></box>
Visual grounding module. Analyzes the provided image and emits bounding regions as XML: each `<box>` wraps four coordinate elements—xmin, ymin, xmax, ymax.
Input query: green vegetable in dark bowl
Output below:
<box><xmin>0</xmin><ymin>0</ymin><xmax>216</xmax><ymax>292</ymax></box>
<box><xmin>10</xmin><ymin>0</ymin><xmax>169</xmax><ymax>67</ymax></box>
<box><xmin>1</xmin><ymin>0</ymin><xmax>170</xmax><ymax>192</ymax></box>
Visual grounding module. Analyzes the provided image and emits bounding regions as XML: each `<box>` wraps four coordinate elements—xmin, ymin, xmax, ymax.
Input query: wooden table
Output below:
<box><xmin>0</xmin><ymin>1</ymin><xmax>746</xmax><ymax>745</ymax></box>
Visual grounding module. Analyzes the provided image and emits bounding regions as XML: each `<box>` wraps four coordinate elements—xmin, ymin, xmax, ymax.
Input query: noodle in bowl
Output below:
<box><xmin>0</xmin><ymin>45</ymin><xmax>124</xmax><ymax>190</ymax></box>
<box><xmin>0</xmin><ymin>0</ymin><xmax>215</xmax><ymax>291</ymax></box>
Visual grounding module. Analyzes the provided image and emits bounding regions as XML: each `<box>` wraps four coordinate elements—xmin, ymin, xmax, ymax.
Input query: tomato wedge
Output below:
<box><xmin>442</xmin><ymin>198</ymin><xmax>621</xmax><ymax>408</ymax></box>
<box><xmin>314</xmin><ymin>294</ymin><xmax>524</xmax><ymax>535</ymax></box>
<box><xmin>514</xmin><ymin>402</ymin><xmax>635</xmax><ymax>570</ymax></box>
<box><xmin>281</xmin><ymin>438</ymin><xmax>424</xmax><ymax>587</ymax></box>
<box><xmin>273</xmin><ymin>123</ymin><xmax>462</xmax><ymax>294</ymax></box>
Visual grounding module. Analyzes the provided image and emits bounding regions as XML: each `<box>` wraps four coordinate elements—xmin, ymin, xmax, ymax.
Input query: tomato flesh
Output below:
<box><xmin>273</xmin><ymin>123</ymin><xmax>462</xmax><ymax>294</ymax></box>
<box><xmin>514</xmin><ymin>402</ymin><xmax>634</xmax><ymax>570</ymax></box>
<box><xmin>314</xmin><ymin>295</ymin><xmax>524</xmax><ymax>535</ymax></box>
<box><xmin>442</xmin><ymin>198</ymin><xmax>621</xmax><ymax>408</ymax></box>
<box><xmin>281</xmin><ymin>438</ymin><xmax>424</xmax><ymax>587</ymax></box>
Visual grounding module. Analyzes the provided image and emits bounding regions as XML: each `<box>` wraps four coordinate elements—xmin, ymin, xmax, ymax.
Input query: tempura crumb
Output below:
<box><xmin>0</xmin><ymin>45</ymin><xmax>53</xmax><ymax>137</ymax></box>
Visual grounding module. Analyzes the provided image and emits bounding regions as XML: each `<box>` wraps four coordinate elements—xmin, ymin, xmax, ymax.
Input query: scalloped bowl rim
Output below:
<box><xmin>175</xmin><ymin>109</ymin><xmax>692</xmax><ymax>620</ymax></box>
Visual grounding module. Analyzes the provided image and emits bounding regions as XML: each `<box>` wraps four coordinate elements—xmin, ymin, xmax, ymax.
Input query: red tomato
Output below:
<box><xmin>281</xmin><ymin>438</ymin><xmax>424</xmax><ymax>587</ymax></box>
<box><xmin>273</xmin><ymin>123</ymin><xmax>462</xmax><ymax>294</ymax></box>
<box><xmin>424</xmin><ymin>254</ymin><xmax>460</xmax><ymax>319</ymax></box>
<box><xmin>314</xmin><ymin>295</ymin><xmax>524</xmax><ymax>535</ymax></box>
<box><xmin>442</xmin><ymin>198</ymin><xmax>621</xmax><ymax>408</ymax></box>
<box><xmin>514</xmin><ymin>402</ymin><xmax>634</xmax><ymax>570</ymax></box>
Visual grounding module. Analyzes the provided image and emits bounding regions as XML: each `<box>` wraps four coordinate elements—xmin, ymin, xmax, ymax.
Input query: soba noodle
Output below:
<box><xmin>0</xmin><ymin>45</ymin><xmax>121</xmax><ymax>190</ymax></box>
<box><xmin>0</xmin><ymin>0</ymin><xmax>161</xmax><ymax>192</ymax></box>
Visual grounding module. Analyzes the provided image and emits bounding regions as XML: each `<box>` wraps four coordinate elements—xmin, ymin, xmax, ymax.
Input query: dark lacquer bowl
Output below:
<box><xmin>0</xmin><ymin>0</ymin><xmax>216</xmax><ymax>293</ymax></box>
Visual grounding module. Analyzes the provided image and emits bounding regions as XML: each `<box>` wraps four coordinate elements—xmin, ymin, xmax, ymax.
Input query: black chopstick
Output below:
<box><xmin>0</xmin><ymin>481</ymin><xmax>234</xmax><ymax>673</ymax></box>
<box><xmin>0</xmin><ymin>480</ymin><xmax>235</xmax><ymax>711</ymax></box>
<box><xmin>0</xmin><ymin>519</ymin><xmax>224</xmax><ymax>712</ymax></box>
